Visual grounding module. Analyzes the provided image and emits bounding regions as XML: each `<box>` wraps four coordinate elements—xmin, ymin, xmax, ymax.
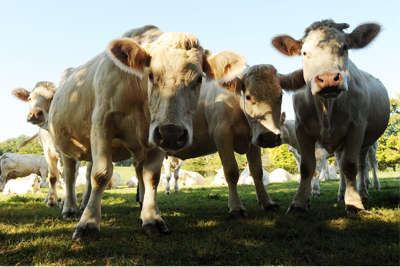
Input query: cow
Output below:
<box><xmin>0</xmin><ymin>153</ymin><xmax>48</xmax><ymax>191</ymax></box>
<box><xmin>3</xmin><ymin>173</ymin><xmax>41</xmax><ymax>195</ymax></box>
<box><xmin>12</xmin><ymin>76</ymin><xmax>74</xmax><ymax>207</ymax></box>
<box><xmin>162</xmin><ymin>155</ymin><xmax>184</xmax><ymax>194</ymax></box>
<box><xmin>268</xmin><ymin>168</ymin><xmax>294</xmax><ymax>183</ymax></box>
<box><xmin>46</xmin><ymin>25</ymin><xmax>247</xmax><ymax>239</ymax></box>
<box><xmin>271</xmin><ymin>20</ymin><xmax>390</xmax><ymax>214</ymax></box>
<box><xmin>148</xmin><ymin>64</ymin><xmax>306</xmax><ymax>218</ymax></box>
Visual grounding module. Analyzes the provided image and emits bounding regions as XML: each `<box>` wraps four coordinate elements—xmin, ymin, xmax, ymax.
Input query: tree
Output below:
<box><xmin>0</xmin><ymin>135</ymin><xmax>43</xmax><ymax>155</ymax></box>
<box><xmin>376</xmin><ymin>96</ymin><xmax>400</xmax><ymax>170</ymax></box>
<box><xmin>265</xmin><ymin>144</ymin><xmax>298</xmax><ymax>174</ymax></box>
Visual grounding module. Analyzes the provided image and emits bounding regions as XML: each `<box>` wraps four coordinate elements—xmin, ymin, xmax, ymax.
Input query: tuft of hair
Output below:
<box><xmin>243</xmin><ymin>64</ymin><xmax>277</xmax><ymax>82</ymax></box>
<box><xmin>122</xmin><ymin>25</ymin><xmax>163</xmax><ymax>45</ymax></box>
<box><xmin>31</xmin><ymin>81</ymin><xmax>57</xmax><ymax>100</ymax></box>
<box><xmin>152</xmin><ymin>32</ymin><xmax>201</xmax><ymax>51</ymax></box>
<box><xmin>304</xmin><ymin>19</ymin><xmax>350</xmax><ymax>38</ymax></box>
<box><xmin>12</xmin><ymin>87</ymin><xmax>30</xmax><ymax>102</ymax></box>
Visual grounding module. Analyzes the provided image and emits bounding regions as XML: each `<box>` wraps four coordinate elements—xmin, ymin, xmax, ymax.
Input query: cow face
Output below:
<box><xmin>239</xmin><ymin>65</ymin><xmax>282</xmax><ymax>148</ymax></box>
<box><xmin>272</xmin><ymin>20</ymin><xmax>380</xmax><ymax>97</ymax></box>
<box><xmin>227</xmin><ymin>65</ymin><xmax>305</xmax><ymax>148</ymax></box>
<box><xmin>107</xmin><ymin>35</ymin><xmax>246</xmax><ymax>152</ymax></box>
<box><xmin>12</xmin><ymin>82</ymin><xmax>56</xmax><ymax>127</ymax></box>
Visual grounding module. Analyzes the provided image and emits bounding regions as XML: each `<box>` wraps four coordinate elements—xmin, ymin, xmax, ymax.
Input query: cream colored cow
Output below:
<box><xmin>162</xmin><ymin>156</ymin><xmax>184</xmax><ymax>194</ymax></box>
<box><xmin>3</xmin><ymin>173</ymin><xmax>41</xmax><ymax>195</ymax></box>
<box><xmin>47</xmin><ymin>25</ymin><xmax>247</xmax><ymax>239</ymax></box>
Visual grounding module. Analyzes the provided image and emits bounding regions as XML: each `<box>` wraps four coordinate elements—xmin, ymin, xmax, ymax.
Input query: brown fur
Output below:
<box><xmin>109</xmin><ymin>39</ymin><xmax>151</xmax><ymax>72</ymax></box>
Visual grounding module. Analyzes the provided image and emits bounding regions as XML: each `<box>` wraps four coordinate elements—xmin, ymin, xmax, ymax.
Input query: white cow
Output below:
<box><xmin>76</xmin><ymin>165</ymin><xmax>121</xmax><ymax>191</ymax></box>
<box><xmin>269</xmin><ymin>168</ymin><xmax>294</xmax><ymax>183</ymax></box>
<box><xmin>162</xmin><ymin>156</ymin><xmax>184</xmax><ymax>194</ymax></box>
<box><xmin>238</xmin><ymin>167</ymin><xmax>269</xmax><ymax>185</ymax></box>
<box><xmin>0</xmin><ymin>153</ymin><xmax>48</xmax><ymax>191</ymax></box>
<box><xmin>3</xmin><ymin>174</ymin><xmax>41</xmax><ymax>195</ymax></box>
<box><xmin>272</xmin><ymin>20</ymin><xmax>390</xmax><ymax>214</ymax></box>
<box><xmin>175</xmin><ymin>169</ymin><xmax>205</xmax><ymax>187</ymax></box>
<box><xmin>126</xmin><ymin>176</ymin><xmax>138</xmax><ymax>187</ymax></box>
<box><xmin>211</xmin><ymin>168</ymin><xmax>228</xmax><ymax>186</ymax></box>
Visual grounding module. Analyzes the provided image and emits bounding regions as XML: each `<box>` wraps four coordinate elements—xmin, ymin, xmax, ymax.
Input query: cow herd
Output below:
<box><xmin>1</xmin><ymin>20</ymin><xmax>390</xmax><ymax>240</ymax></box>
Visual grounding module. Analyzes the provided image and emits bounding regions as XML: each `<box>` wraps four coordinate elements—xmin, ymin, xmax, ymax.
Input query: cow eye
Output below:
<box><xmin>246</xmin><ymin>95</ymin><xmax>252</xmax><ymax>101</ymax></box>
<box><xmin>302</xmin><ymin>51</ymin><xmax>307</xmax><ymax>56</ymax></box>
<box><xmin>196</xmin><ymin>75</ymin><xmax>202</xmax><ymax>84</ymax></box>
<box><xmin>148</xmin><ymin>72</ymin><xmax>154</xmax><ymax>82</ymax></box>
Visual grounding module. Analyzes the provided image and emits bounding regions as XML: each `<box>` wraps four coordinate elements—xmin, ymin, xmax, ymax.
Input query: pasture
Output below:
<box><xmin>0</xmin><ymin>170</ymin><xmax>399</xmax><ymax>265</ymax></box>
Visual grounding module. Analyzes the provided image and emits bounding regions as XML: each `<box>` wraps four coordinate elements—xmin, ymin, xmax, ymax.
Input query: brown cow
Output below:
<box><xmin>47</xmin><ymin>25</ymin><xmax>247</xmax><ymax>239</ymax></box>
<box><xmin>272</xmin><ymin>20</ymin><xmax>390</xmax><ymax>214</ymax></box>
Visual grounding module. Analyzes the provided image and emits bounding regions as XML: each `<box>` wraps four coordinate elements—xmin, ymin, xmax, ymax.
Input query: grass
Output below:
<box><xmin>0</xmin><ymin>171</ymin><xmax>399</xmax><ymax>265</ymax></box>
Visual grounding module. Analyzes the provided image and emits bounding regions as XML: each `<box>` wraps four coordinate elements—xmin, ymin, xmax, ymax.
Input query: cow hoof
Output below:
<box><xmin>46</xmin><ymin>201</ymin><xmax>58</xmax><ymax>208</ymax></box>
<box><xmin>263</xmin><ymin>203</ymin><xmax>280</xmax><ymax>212</ymax></box>
<box><xmin>143</xmin><ymin>221</ymin><xmax>170</xmax><ymax>236</ymax></box>
<box><xmin>286</xmin><ymin>204</ymin><xmax>307</xmax><ymax>215</ymax></box>
<box><xmin>345</xmin><ymin>205</ymin><xmax>364</xmax><ymax>216</ymax></box>
<box><xmin>72</xmin><ymin>224</ymin><xmax>100</xmax><ymax>241</ymax></box>
<box><xmin>62</xmin><ymin>210</ymin><xmax>78</xmax><ymax>219</ymax></box>
<box><xmin>165</xmin><ymin>191</ymin><xmax>170</xmax><ymax>195</ymax></box>
<box><xmin>229</xmin><ymin>209</ymin><xmax>248</xmax><ymax>218</ymax></box>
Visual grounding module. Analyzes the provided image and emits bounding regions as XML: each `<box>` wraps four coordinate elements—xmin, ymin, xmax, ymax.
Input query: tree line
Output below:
<box><xmin>1</xmin><ymin>97</ymin><xmax>398</xmax><ymax>174</ymax></box>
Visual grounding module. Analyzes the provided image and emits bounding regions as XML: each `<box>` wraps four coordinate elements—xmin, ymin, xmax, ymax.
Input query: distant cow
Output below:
<box><xmin>47</xmin><ymin>25</ymin><xmax>247</xmax><ymax>239</ymax></box>
<box><xmin>126</xmin><ymin>176</ymin><xmax>138</xmax><ymax>187</ymax></box>
<box><xmin>269</xmin><ymin>168</ymin><xmax>294</xmax><ymax>183</ymax></box>
<box><xmin>0</xmin><ymin>153</ymin><xmax>48</xmax><ymax>191</ymax></box>
<box><xmin>163</xmin><ymin>156</ymin><xmax>184</xmax><ymax>194</ymax></box>
<box><xmin>12</xmin><ymin>71</ymin><xmax>75</xmax><ymax>207</ymax></box>
<box><xmin>272</xmin><ymin>20</ymin><xmax>390</xmax><ymax>214</ymax></box>
<box><xmin>3</xmin><ymin>173</ymin><xmax>41</xmax><ymax>195</ymax></box>
<box><xmin>238</xmin><ymin>167</ymin><xmax>269</xmax><ymax>185</ymax></box>
<box><xmin>211</xmin><ymin>168</ymin><xmax>228</xmax><ymax>186</ymax></box>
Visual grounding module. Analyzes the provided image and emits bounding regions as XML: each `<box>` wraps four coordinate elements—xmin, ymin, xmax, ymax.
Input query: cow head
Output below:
<box><xmin>107</xmin><ymin>34</ymin><xmax>246</xmax><ymax>152</ymax></box>
<box><xmin>222</xmin><ymin>65</ymin><xmax>304</xmax><ymax>148</ymax></box>
<box><xmin>12</xmin><ymin>81</ymin><xmax>56</xmax><ymax>127</ymax></box>
<box><xmin>272</xmin><ymin>20</ymin><xmax>380</xmax><ymax>98</ymax></box>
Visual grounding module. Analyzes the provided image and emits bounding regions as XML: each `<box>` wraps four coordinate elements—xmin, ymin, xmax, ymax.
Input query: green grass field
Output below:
<box><xmin>0</xmin><ymin>170</ymin><xmax>399</xmax><ymax>265</ymax></box>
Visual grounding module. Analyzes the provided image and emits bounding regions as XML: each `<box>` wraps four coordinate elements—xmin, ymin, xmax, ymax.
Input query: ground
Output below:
<box><xmin>0</xmin><ymin>170</ymin><xmax>398</xmax><ymax>265</ymax></box>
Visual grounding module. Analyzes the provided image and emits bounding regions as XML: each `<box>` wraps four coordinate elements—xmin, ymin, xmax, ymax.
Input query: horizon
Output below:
<box><xmin>0</xmin><ymin>0</ymin><xmax>398</xmax><ymax>142</ymax></box>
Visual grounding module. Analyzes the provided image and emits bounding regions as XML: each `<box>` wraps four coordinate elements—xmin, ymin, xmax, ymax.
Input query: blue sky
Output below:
<box><xmin>0</xmin><ymin>0</ymin><xmax>398</xmax><ymax>141</ymax></box>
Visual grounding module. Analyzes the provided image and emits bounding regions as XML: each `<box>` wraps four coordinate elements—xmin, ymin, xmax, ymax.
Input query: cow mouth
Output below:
<box><xmin>256</xmin><ymin>132</ymin><xmax>282</xmax><ymax>148</ymax></box>
<box><xmin>317</xmin><ymin>86</ymin><xmax>343</xmax><ymax>98</ymax></box>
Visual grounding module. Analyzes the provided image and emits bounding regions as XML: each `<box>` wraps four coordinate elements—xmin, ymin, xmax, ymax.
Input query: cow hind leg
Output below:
<box><xmin>357</xmin><ymin>148</ymin><xmax>369</xmax><ymax>201</ymax></box>
<box><xmin>247</xmin><ymin>145</ymin><xmax>278</xmax><ymax>211</ymax></box>
<box><xmin>311</xmin><ymin>176</ymin><xmax>321</xmax><ymax>197</ymax></box>
<box><xmin>368</xmin><ymin>149</ymin><xmax>380</xmax><ymax>190</ymax></box>
<box><xmin>46</xmin><ymin>174</ymin><xmax>59</xmax><ymax>208</ymax></box>
<box><xmin>61</xmin><ymin>156</ymin><xmax>79</xmax><ymax>218</ymax></box>
<box><xmin>173</xmin><ymin>168</ymin><xmax>180</xmax><ymax>193</ymax></box>
<box><xmin>80</xmin><ymin>162</ymin><xmax>92</xmax><ymax>211</ymax></box>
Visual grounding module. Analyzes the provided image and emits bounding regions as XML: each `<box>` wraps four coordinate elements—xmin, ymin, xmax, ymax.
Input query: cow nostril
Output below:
<box><xmin>334</xmin><ymin>73</ymin><xmax>340</xmax><ymax>82</ymax></box>
<box><xmin>178</xmin><ymin>129</ymin><xmax>188</xmax><ymax>143</ymax></box>
<box><xmin>316</xmin><ymin>76</ymin><xmax>324</xmax><ymax>83</ymax></box>
<box><xmin>37</xmin><ymin>110</ymin><xmax>43</xmax><ymax>117</ymax></box>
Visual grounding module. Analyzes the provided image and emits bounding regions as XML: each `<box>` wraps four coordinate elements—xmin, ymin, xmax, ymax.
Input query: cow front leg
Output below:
<box><xmin>140</xmin><ymin>148</ymin><xmax>169</xmax><ymax>235</ymax></box>
<box><xmin>134</xmin><ymin>161</ymin><xmax>144</xmax><ymax>208</ymax></box>
<box><xmin>247</xmin><ymin>144</ymin><xmax>278</xmax><ymax>211</ymax></box>
<box><xmin>311</xmin><ymin>175</ymin><xmax>320</xmax><ymax>196</ymax></box>
<box><xmin>164</xmin><ymin>162</ymin><xmax>172</xmax><ymax>195</ymax></box>
<box><xmin>61</xmin><ymin>156</ymin><xmax>78</xmax><ymax>218</ymax></box>
<box><xmin>45</xmin><ymin>172</ymin><xmax>59</xmax><ymax>208</ymax></box>
<box><xmin>215</xmin><ymin>132</ymin><xmax>246</xmax><ymax>218</ymax></box>
<box><xmin>287</xmin><ymin>128</ymin><xmax>315</xmax><ymax>213</ymax></box>
<box><xmin>80</xmin><ymin>161</ymin><xmax>92</xmax><ymax>211</ymax></box>
<box><xmin>173</xmin><ymin>168</ymin><xmax>180</xmax><ymax>193</ymax></box>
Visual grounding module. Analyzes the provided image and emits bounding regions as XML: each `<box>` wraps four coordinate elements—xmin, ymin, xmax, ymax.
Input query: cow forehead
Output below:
<box><xmin>30</xmin><ymin>85</ymin><xmax>56</xmax><ymax>100</ymax></box>
<box><xmin>303</xmin><ymin>28</ymin><xmax>345</xmax><ymax>51</ymax></box>
<box><xmin>243</xmin><ymin>65</ymin><xmax>281</xmax><ymax>101</ymax></box>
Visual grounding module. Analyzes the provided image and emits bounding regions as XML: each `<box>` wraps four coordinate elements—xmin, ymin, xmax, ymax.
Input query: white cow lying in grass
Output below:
<box><xmin>269</xmin><ymin>168</ymin><xmax>294</xmax><ymax>183</ymax></box>
<box><xmin>126</xmin><ymin>176</ymin><xmax>138</xmax><ymax>187</ymax></box>
<box><xmin>238</xmin><ymin>167</ymin><xmax>269</xmax><ymax>185</ymax></box>
<box><xmin>3</xmin><ymin>174</ymin><xmax>41</xmax><ymax>195</ymax></box>
<box><xmin>160</xmin><ymin>169</ymin><xmax>205</xmax><ymax>188</ymax></box>
<box><xmin>75</xmin><ymin>165</ymin><xmax>122</xmax><ymax>192</ymax></box>
<box><xmin>211</xmin><ymin>168</ymin><xmax>228</xmax><ymax>186</ymax></box>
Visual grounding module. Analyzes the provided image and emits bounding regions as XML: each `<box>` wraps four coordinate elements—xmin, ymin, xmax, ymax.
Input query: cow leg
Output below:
<box><xmin>311</xmin><ymin>176</ymin><xmax>320</xmax><ymax>196</ymax></box>
<box><xmin>61</xmin><ymin>156</ymin><xmax>78</xmax><ymax>218</ymax></box>
<box><xmin>247</xmin><ymin>144</ymin><xmax>278</xmax><ymax>211</ymax></box>
<box><xmin>164</xmin><ymin>161</ymin><xmax>172</xmax><ymax>195</ymax></box>
<box><xmin>357</xmin><ymin>148</ymin><xmax>369</xmax><ymax>200</ymax></box>
<box><xmin>173</xmin><ymin>167</ymin><xmax>180</xmax><ymax>193</ymax></box>
<box><xmin>335</xmin><ymin>152</ymin><xmax>346</xmax><ymax>202</ymax></box>
<box><xmin>368</xmin><ymin>147</ymin><xmax>380</xmax><ymax>190</ymax></box>
<box><xmin>134</xmin><ymin>161</ymin><xmax>144</xmax><ymax>208</ymax></box>
<box><xmin>80</xmin><ymin>162</ymin><xmax>93</xmax><ymax>211</ymax></box>
<box><xmin>140</xmin><ymin>148</ymin><xmax>169</xmax><ymax>235</ymax></box>
<box><xmin>215</xmin><ymin>132</ymin><xmax>246</xmax><ymax>218</ymax></box>
<box><xmin>287</xmin><ymin>128</ymin><xmax>315</xmax><ymax>213</ymax></box>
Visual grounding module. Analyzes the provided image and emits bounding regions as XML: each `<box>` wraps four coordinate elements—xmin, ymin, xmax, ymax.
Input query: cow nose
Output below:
<box><xmin>27</xmin><ymin>109</ymin><xmax>44</xmax><ymax>124</ymax></box>
<box><xmin>154</xmin><ymin>124</ymin><xmax>189</xmax><ymax>151</ymax></box>
<box><xmin>315</xmin><ymin>72</ymin><xmax>342</xmax><ymax>89</ymax></box>
<box><xmin>257</xmin><ymin>133</ymin><xmax>281</xmax><ymax>148</ymax></box>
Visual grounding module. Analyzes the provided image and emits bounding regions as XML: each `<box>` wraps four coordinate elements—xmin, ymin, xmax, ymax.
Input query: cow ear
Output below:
<box><xmin>204</xmin><ymin>50</ymin><xmax>246</xmax><ymax>82</ymax></box>
<box><xmin>278</xmin><ymin>69</ymin><xmax>305</xmax><ymax>91</ymax></box>
<box><xmin>272</xmin><ymin>35</ymin><xmax>302</xmax><ymax>56</ymax></box>
<box><xmin>219</xmin><ymin>77</ymin><xmax>245</xmax><ymax>95</ymax></box>
<box><xmin>346</xmin><ymin>23</ymin><xmax>381</xmax><ymax>49</ymax></box>
<box><xmin>12</xmin><ymin>88</ymin><xmax>30</xmax><ymax>102</ymax></box>
<box><xmin>107</xmin><ymin>38</ymin><xmax>151</xmax><ymax>78</ymax></box>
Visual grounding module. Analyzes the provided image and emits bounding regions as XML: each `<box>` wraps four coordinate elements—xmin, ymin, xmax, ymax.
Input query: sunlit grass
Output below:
<box><xmin>0</xmin><ymin>175</ymin><xmax>398</xmax><ymax>265</ymax></box>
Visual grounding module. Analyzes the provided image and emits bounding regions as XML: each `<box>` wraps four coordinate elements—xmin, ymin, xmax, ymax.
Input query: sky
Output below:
<box><xmin>0</xmin><ymin>0</ymin><xmax>399</xmax><ymax>142</ymax></box>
